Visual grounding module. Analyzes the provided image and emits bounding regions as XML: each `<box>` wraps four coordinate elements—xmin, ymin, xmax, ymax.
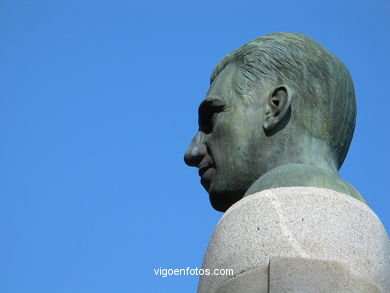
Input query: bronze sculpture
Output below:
<box><xmin>184</xmin><ymin>32</ymin><xmax>366</xmax><ymax>212</ymax></box>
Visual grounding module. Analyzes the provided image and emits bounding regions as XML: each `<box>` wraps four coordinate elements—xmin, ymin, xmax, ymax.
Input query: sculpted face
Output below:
<box><xmin>184</xmin><ymin>63</ymin><xmax>272</xmax><ymax>212</ymax></box>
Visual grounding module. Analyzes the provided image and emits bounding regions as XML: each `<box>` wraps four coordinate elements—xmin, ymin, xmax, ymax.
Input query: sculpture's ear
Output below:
<box><xmin>263</xmin><ymin>85</ymin><xmax>291</xmax><ymax>134</ymax></box>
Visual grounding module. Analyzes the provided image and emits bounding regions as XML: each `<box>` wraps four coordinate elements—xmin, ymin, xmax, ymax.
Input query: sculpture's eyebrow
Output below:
<box><xmin>198</xmin><ymin>97</ymin><xmax>225</xmax><ymax>116</ymax></box>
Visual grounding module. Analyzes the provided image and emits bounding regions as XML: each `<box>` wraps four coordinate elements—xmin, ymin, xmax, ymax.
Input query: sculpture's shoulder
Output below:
<box><xmin>245</xmin><ymin>163</ymin><xmax>367</xmax><ymax>204</ymax></box>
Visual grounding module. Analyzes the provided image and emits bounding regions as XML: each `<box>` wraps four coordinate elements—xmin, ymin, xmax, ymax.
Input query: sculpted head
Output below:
<box><xmin>184</xmin><ymin>32</ymin><xmax>357</xmax><ymax>212</ymax></box>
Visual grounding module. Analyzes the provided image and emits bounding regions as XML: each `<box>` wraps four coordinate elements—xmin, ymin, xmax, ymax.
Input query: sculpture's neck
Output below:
<box><xmin>241</xmin><ymin>130</ymin><xmax>367</xmax><ymax>204</ymax></box>
<box><xmin>244</xmin><ymin>163</ymin><xmax>366</xmax><ymax>204</ymax></box>
<box><xmin>267</xmin><ymin>129</ymin><xmax>339</xmax><ymax>175</ymax></box>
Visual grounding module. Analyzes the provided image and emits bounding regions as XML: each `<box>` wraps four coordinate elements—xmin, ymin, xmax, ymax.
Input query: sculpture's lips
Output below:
<box><xmin>199</xmin><ymin>165</ymin><xmax>214</xmax><ymax>192</ymax></box>
<box><xmin>199</xmin><ymin>165</ymin><xmax>212</xmax><ymax>177</ymax></box>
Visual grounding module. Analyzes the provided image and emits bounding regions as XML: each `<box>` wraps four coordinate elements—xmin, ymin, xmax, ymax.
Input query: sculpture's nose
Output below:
<box><xmin>184</xmin><ymin>132</ymin><xmax>207</xmax><ymax>167</ymax></box>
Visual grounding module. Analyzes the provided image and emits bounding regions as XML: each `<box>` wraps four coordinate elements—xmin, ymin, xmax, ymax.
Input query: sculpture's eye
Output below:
<box><xmin>209</xmin><ymin>104</ymin><xmax>224</xmax><ymax>123</ymax></box>
<box><xmin>210</xmin><ymin>112</ymin><xmax>219</xmax><ymax>126</ymax></box>
<box><xmin>198</xmin><ymin>103</ymin><xmax>224</xmax><ymax>134</ymax></box>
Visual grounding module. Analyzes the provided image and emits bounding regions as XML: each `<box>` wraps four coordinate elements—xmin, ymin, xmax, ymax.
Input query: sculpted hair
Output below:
<box><xmin>211</xmin><ymin>32</ymin><xmax>356</xmax><ymax>168</ymax></box>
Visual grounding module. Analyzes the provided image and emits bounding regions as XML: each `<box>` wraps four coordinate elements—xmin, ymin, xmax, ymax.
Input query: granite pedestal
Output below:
<box><xmin>198</xmin><ymin>187</ymin><xmax>389</xmax><ymax>293</ymax></box>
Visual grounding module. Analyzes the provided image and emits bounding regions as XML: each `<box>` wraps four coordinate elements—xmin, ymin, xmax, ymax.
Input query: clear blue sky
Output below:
<box><xmin>0</xmin><ymin>0</ymin><xmax>388</xmax><ymax>292</ymax></box>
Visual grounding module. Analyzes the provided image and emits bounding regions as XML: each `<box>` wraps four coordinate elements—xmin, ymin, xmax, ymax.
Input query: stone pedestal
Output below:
<box><xmin>198</xmin><ymin>187</ymin><xmax>390</xmax><ymax>293</ymax></box>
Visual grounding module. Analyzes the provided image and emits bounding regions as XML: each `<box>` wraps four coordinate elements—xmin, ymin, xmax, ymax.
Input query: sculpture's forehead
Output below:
<box><xmin>204</xmin><ymin>63</ymin><xmax>238</xmax><ymax>105</ymax></box>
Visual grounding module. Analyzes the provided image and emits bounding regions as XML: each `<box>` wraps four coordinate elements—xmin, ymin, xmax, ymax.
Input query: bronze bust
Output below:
<box><xmin>184</xmin><ymin>32</ymin><xmax>366</xmax><ymax>212</ymax></box>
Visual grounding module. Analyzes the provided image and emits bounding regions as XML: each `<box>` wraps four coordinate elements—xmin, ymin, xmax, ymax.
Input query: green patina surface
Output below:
<box><xmin>184</xmin><ymin>32</ymin><xmax>366</xmax><ymax>212</ymax></box>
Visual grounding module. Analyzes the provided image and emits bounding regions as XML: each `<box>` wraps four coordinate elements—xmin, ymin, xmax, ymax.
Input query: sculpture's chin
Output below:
<box><xmin>209</xmin><ymin>189</ymin><xmax>244</xmax><ymax>212</ymax></box>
